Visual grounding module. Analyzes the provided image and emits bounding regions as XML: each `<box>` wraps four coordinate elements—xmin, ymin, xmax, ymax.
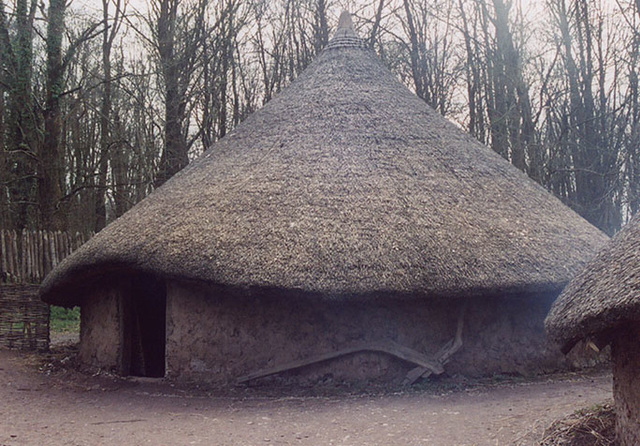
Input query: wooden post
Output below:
<box><xmin>0</xmin><ymin>229</ymin><xmax>88</xmax><ymax>283</ymax></box>
<box><xmin>0</xmin><ymin>230</ymin><xmax>7</xmax><ymax>281</ymax></box>
<box><xmin>4</xmin><ymin>231</ymin><xmax>12</xmax><ymax>282</ymax></box>
<box><xmin>24</xmin><ymin>230</ymin><xmax>31</xmax><ymax>283</ymax></box>
<box><xmin>36</xmin><ymin>230</ymin><xmax>43</xmax><ymax>282</ymax></box>
<box><xmin>11</xmin><ymin>230</ymin><xmax>19</xmax><ymax>282</ymax></box>
<box><xmin>43</xmin><ymin>231</ymin><xmax>50</xmax><ymax>277</ymax></box>
<box><xmin>21</xmin><ymin>230</ymin><xmax>27</xmax><ymax>283</ymax></box>
<box><xmin>30</xmin><ymin>231</ymin><xmax>37</xmax><ymax>282</ymax></box>
<box><xmin>51</xmin><ymin>231</ymin><xmax>59</xmax><ymax>268</ymax></box>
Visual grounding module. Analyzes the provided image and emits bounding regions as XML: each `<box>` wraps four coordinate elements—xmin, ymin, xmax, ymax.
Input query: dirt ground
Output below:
<box><xmin>0</xmin><ymin>344</ymin><xmax>612</xmax><ymax>446</ymax></box>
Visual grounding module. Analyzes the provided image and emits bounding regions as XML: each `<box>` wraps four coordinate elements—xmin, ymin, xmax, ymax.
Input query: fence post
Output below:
<box><xmin>0</xmin><ymin>231</ymin><xmax>7</xmax><ymax>281</ymax></box>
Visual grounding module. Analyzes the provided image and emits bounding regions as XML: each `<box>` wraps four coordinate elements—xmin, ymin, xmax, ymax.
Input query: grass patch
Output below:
<box><xmin>50</xmin><ymin>306</ymin><xmax>80</xmax><ymax>333</ymax></box>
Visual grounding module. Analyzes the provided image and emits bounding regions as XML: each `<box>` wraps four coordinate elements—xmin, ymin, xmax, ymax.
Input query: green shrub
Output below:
<box><xmin>50</xmin><ymin>306</ymin><xmax>80</xmax><ymax>333</ymax></box>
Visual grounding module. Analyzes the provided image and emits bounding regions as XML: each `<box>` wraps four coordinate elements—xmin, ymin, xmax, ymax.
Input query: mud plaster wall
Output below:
<box><xmin>79</xmin><ymin>286</ymin><xmax>121</xmax><ymax>372</ymax></box>
<box><xmin>612</xmin><ymin>325</ymin><xmax>640</xmax><ymax>446</ymax></box>
<box><xmin>165</xmin><ymin>280</ymin><xmax>571</xmax><ymax>385</ymax></box>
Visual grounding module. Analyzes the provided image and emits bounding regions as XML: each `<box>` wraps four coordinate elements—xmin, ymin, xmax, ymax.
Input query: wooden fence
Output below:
<box><xmin>0</xmin><ymin>229</ymin><xmax>89</xmax><ymax>350</ymax></box>
<box><xmin>0</xmin><ymin>284</ymin><xmax>49</xmax><ymax>350</ymax></box>
<box><xmin>1</xmin><ymin>229</ymin><xmax>89</xmax><ymax>284</ymax></box>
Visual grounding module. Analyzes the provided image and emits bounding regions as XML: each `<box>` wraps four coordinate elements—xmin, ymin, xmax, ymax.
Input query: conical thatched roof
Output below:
<box><xmin>41</xmin><ymin>12</ymin><xmax>607</xmax><ymax>306</ymax></box>
<box><xmin>546</xmin><ymin>215</ymin><xmax>640</xmax><ymax>351</ymax></box>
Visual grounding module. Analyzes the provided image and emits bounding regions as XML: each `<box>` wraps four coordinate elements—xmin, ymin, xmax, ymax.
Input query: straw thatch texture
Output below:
<box><xmin>41</xmin><ymin>19</ymin><xmax>606</xmax><ymax>306</ymax></box>
<box><xmin>546</xmin><ymin>215</ymin><xmax>640</xmax><ymax>351</ymax></box>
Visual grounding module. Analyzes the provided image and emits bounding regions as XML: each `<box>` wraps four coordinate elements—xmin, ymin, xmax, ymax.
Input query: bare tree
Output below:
<box><xmin>401</xmin><ymin>0</ymin><xmax>459</xmax><ymax>116</ymax></box>
<box><xmin>0</xmin><ymin>0</ymin><xmax>638</xmax><ymax>235</ymax></box>
<box><xmin>546</xmin><ymin>0</ymin><xmax>623</xmax><ymax>233</ymax></box>
<box><xmin>150</xmin><ymin>0</ymin><xmax>207</xmax><ymax>187</ymax></box>
<box><xmin>0</xmin><ymin>0</ymin><xmax>38</xmax><ymax>229</ymax></box>
<box><xmin>94</xmin><ymin>0</ymin><xmax>125</xmax><ymax>230</ymax></box>
<box><xmin>39</xmin><ymin>0</ymin><xmax>67</xmax><ymax>230</ymax></box>
<box><xmin>39</xmin><ymin>0</ymin><xmax>102</xmax><ymax>230</ymax></box>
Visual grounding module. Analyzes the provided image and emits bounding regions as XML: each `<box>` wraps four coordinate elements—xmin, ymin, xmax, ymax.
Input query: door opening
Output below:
<box><xmin>121</xmin><ymin>274</ymin><xmax>166</xmax><ymax>377</ymax></box>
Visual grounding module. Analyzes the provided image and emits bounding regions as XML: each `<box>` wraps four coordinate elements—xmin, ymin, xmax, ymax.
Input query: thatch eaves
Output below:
<box><xmin>546</xmin><ymin>215</ymin><xmax>640</xmax><ymax>352</ymax></box>
<box><xmin>41</xmin><ymin>13</ymin><xmax>607</xmax><ymax>306</ymax></box>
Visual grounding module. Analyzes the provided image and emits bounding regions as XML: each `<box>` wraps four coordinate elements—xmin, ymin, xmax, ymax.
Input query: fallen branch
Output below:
<box><xmin>237</xmin><ymin>339</ymin><xmax>444</xmax><ymax>385</ymax></box>
<box><xmin>403</xmin><ymin>299</ymin><xmax>467</xmax><ymax>385</ymax></box>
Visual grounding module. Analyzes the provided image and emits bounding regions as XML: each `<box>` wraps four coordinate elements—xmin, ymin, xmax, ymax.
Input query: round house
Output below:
<box><xmin>41</xmin><ymin>13</ymin><xmax>607</xmax><ymax>386</ymax></box>
<box><xmin>546</xmin><ymin>215</ymin><xmax>640</xmax><ymax>445</ymax></box>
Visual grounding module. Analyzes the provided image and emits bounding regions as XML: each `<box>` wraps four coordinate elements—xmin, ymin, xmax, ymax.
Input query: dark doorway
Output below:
<box><xmin>121</xmin><ymin>274</ymin><xmax>167</xmax><ymax>377</ymax></box>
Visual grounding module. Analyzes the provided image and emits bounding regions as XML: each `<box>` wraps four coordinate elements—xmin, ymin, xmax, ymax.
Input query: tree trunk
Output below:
<box><xmin>39</xmin><ymin>0</ymin><xmax>66</xmax><ymax>231</ymax></box>
<box><xmin>3</xmin><ymin>0</ymin><xmax>38</xmax><ymax>229</ymax></box>
<box><xmin>95</xmin><ymin>0</ymin><xmax>121</xmax><ymax>230</ymax></box>
<box><xmin>492</xmin><ymin>0</ymin><xmax>525</xmax><ymax>171</ymax></box>
<box><xmin>111</xmin><ymin>115</ymin><xmax>129</xmax><ymax>218</ymax></box>
<box><xmin>156</xmin><ymin>78</ymin><xmax>189</xmax><ymax>187</ymax></box>
<box><xmin>0</xmin><ymin>40</ymin><xmax>8</xmax><ymax>229</ymax></box>
<box><xmin>154</xmin><ymin>0</ymin><xmax>190</xmax><ymax>188</ymax></box>
<box><xmin>459</xmin><ymin>0</ymin><xmax>484</xmax><ymax>141</ymax></box>
<box><xmin>403</xmin><ymin>0</ymin><xmax>425</xmax><ymax>101</ymax></box>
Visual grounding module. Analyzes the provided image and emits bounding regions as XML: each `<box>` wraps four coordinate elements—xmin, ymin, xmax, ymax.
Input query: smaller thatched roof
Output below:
<box><xmin>546</xmin><ymin>215</ymin><xmax>640</xmax><ymax>351</ymax></box>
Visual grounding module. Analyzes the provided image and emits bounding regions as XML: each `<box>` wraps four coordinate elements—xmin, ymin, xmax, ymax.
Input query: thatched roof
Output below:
<box><xmin>41</xmin><ymin>12</ymin><xmax>606</xmax><ymax>306</ymax></box>
<box><xmin>546</xmin><ymin>215</ymin><xmax>640</xmax><ymax>351</ymax></box>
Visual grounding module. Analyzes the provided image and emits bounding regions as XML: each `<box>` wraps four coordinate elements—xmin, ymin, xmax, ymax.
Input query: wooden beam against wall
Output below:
<box><xmin>237</xmin><ymin>340</ymin><xmax>445</xmax><ymax>385</ymax></box>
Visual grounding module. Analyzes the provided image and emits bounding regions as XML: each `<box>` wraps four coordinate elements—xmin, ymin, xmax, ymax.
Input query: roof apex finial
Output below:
<box><xmin>326</xmin><ymin>10</ymin><xmax>365</xmax><ymax>50</ymax></box>
<box><xmin>331</xmin><ymin>10</ymin><xmax>358</xmax><ymax>40</ymax></box>
<box><xmin>337</xmin><ymin>10</ymin><xmax>355</xmax><ymax>33</ymax></box>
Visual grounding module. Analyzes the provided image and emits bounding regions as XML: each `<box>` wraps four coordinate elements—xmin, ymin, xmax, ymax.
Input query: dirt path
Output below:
<box><xmin>0</xmin><ymin>348</ymin><xmax>611</xmax><ymax>446</ymax></box>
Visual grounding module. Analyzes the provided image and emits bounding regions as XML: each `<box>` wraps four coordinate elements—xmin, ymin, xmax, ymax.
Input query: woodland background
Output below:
<box><xmin>1</xmin><ymin>0</ymin><xmax>639</xmax><ymax>237</ymax></box>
